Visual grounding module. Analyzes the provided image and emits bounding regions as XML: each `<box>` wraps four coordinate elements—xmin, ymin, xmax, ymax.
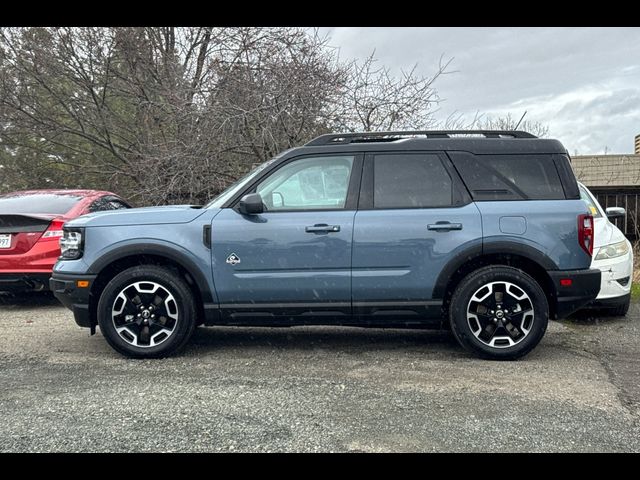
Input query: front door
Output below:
<box><xmin>211</xmin><ymin>154</ymin><xmax>362</xmax><ymax>321</ymax></box>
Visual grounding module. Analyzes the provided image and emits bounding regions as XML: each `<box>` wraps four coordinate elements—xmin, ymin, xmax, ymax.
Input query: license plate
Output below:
<box><xmin>0</xmin><ymin>234</ymin><xmax>11</xmax><ymax>249</ymax></box>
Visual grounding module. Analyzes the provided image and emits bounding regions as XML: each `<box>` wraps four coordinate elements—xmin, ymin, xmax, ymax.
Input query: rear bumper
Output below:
<box><xmin>0</xmin><ymin>273</ymin><xmax>51</xmax><ymax>292</ymax></box>
<box><xmin>49</xmin><ymin>273</ymin><xmax>97</xmax><ymax>328</ymax></box>
<box><xmin>548</xmin><ymin>268</ymin><xmax>602</xmax><ymax>319</ymax></box>
<box><xmin>0</xmin><ymin>241</ymin><xmax>59</xmax><ymax>272</ymax></box>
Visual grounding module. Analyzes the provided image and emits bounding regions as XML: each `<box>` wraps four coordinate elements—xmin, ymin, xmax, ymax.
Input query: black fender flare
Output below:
<box><xmin>87</xmin><ymin>242</ymin><xmax>214</xmax><ymax>303</ymax></box>
<box><xmin>432</xmin><ymin>240</ymin><xmax>557</xmax><ymax>299</ymax></box>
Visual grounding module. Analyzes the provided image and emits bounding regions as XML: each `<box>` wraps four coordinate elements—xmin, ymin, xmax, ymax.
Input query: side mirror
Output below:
<box><xmin>239</xmin><ymin>193</ymin><xmax>264</xmax><ymax>215</ymax></box>
<box><xmin>606</xmin><ymin>206</ymin><xmax>625</xmax><ymax>220</ymax></box>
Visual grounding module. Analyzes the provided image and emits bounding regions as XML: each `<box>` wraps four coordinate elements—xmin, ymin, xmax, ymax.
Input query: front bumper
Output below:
<box><xmin>0</xmin><ymin>273</ymin><xmax>51</xmax><ymax>292</ymax></box>
<box><xmin>591</xmin><ymin>293</ymin><xmax>630</xmax><ymax>309</ymax></box>
<box><xmin>49</xmin><ymin>272</ymin><xmax>97</xmax><ymax>328</ymax></box>
<box><xmin>547</xmin><ymin>268</ymin><xmax>602</xmax><ymax>319</ymax></box>
<box><xmin>592</xmin><ymin>249</ymin><xmax>633</xmax><ymax>300</ymax></box>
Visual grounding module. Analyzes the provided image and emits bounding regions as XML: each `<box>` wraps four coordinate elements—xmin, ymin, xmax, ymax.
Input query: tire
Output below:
<box><xmin>97</xmin><ymin>265</ymin><xmax>197</xmax><ymax>358</ymax></box>
<box><xmin>449</xmin><ymin>266</ymin><xmax>549</xmax><ymax>360</ymax></box>
<box><xmin>605</xmin><ymin>295</ymin><xmax>631</xmax><ymax>317</ymax></box>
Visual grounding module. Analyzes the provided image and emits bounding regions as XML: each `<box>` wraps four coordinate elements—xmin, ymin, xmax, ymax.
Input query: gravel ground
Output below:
<box><xmin>0</xmin><ymin>292</ymin><xmax>639</xmax><ymax>452</ymax></box>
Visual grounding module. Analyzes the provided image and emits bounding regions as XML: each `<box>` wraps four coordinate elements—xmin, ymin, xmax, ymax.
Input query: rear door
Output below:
<box><xmin>352</xmin><ymin>152</ymin><xmax>482</xmax><ymax>319</ymax></box>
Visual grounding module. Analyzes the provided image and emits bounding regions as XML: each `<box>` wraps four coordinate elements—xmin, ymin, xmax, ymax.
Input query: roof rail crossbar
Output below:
<box><xmin>305</xmin><ymin>130</ymin><xmax>537</xmax><ymax>146</ymax></box>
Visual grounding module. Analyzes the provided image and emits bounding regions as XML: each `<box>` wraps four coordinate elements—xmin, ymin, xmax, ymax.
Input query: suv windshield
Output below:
<box><xmin>578</xmin><ymin>184</ymin><xmax>603</xmax><ymax>218</ymax></box>
<box><xmin>0</xmin><ymin>193</ymin><xmax>82</xmax><ymax>215</ymax></box>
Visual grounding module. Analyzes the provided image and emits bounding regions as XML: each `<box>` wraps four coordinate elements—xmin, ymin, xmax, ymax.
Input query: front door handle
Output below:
<box><xmin>305</xmin><ymin>224</ymin><xmax>340</xmax><ymax>233</ymax></box>
<box><xmin>427</xmin><ymin>222</ymin><xmax>463</xmax><ymax>232</ymax></box>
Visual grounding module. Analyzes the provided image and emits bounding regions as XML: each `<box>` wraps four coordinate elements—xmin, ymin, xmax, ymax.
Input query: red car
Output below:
<box><xmin>0</xmin><ymin>189</ymin><xmax>131</xmax><ymax>292</ymax></box>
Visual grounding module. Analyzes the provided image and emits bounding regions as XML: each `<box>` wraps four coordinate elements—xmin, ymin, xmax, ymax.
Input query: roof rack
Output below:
<box><xmin>305</xmin><ymin>130</ymin><xmax>537</xmax><ymax>146</ymax></box>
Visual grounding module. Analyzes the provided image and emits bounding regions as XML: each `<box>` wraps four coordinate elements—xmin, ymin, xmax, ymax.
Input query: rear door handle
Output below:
<box><xmin>427</xmin><ymin>222</ymin><xmax>463</xmax><ymax>232</ymax></box>
<box><xmin>305</xmin><ymin>224</ymin><xmax>340</xmax><ymax>233</ymax></box>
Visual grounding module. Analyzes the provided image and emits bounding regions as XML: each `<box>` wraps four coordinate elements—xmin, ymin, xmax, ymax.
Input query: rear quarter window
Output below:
<box><xmin>450</xmin><ymin>153</ymin><xmax>566</xmax><ymax>201</ymax></box>
<box><xmin>89</xmin><ymin>197</ymin><xmax>131</xmax><ymax>213</ymax></box>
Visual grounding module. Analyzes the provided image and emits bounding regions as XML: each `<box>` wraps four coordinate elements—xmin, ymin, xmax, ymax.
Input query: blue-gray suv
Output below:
<box><xmin>50</xmin><ymin>130</ymin><xmax>601</xmax><ymax>360</ymax></box>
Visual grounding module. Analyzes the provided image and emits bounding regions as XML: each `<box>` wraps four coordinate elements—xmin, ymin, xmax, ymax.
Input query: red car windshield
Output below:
<box><xmin>0</xmin><ymin>193</ymin><xmax>82</xmax><ymax>215</ymax></box>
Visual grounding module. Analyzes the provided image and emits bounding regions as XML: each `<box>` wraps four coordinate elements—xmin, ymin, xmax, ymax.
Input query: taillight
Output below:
<box><xmin>40</xmin><ymin>219</ymin><xmax>65</xmax><ymax>242</ymax></box>
<box><xmin>578</xmin><ymin>214</ymin><xmax>594</xmax><ymax>256</ymax></box>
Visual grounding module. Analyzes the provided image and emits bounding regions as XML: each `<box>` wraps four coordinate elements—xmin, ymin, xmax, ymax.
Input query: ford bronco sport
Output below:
<box><xmin>50</xmin><ymin>130</ymin><xmax>601</xmax><ymax>360</ymax></box>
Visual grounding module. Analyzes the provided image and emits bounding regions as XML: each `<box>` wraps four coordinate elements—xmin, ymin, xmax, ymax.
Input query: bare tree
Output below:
<box><xmin>473</xmin><ymin>112</ymin><xmax>549</xmax><ymax>137</ymax></box>
<box><xmin>0</xmin><ymin>27</ymin><xmax>452</xmax><ymax>204</ymax></box>
<box><xmin>331</xmin><ymin>52</ymin><xmax>453</xmax><ymax>132</ymax></box>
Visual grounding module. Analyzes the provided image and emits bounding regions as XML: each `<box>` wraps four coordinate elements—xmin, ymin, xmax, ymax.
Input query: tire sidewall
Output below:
<box><xmin>450</xmin><ymin>266</ymin><xmax>549</xmax><ymax>360</ymax></box>
<box><xmin>97</xmin><ymin>266</ymin><xmax>196</xmax><ymax>358</ymax></box>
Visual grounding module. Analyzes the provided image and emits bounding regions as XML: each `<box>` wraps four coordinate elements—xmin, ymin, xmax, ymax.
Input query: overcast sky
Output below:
<box><xmin>320</xmin><ymin>27</ymin><xmax>640</xmax><ymax>155</ymax></box>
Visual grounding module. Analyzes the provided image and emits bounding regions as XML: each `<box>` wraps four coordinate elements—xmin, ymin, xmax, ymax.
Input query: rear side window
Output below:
<box><xmin>450</xmin><ymin>153</ymin><xmax>565</xmax><ymax>201</ymax></box>
<box><xmin>373</xmin><ymin>153</ymin><xmax>453</xmax><ymax>208</ymax></box>
<box><xmin>0</xmin><ymin>193</ymin><xmax>81</xmax><ymax>215</ymax></box>
<box><xmin>89</xmin><ymin>197</ymin><xmax>130</xmax><ymax>213</ymax></box>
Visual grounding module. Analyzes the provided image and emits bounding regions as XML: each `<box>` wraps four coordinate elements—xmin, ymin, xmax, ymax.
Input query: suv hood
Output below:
<box><xmin>66</xmin><ymin>205</ymin><xmax>208</xmax><ymax>228</ymax></box>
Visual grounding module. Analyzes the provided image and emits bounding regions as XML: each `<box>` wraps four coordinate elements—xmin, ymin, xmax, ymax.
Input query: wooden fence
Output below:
<box><xmin>590</xmin><ymin>188</ymin><xmax>640</xmax><ymax>240</ymax></box>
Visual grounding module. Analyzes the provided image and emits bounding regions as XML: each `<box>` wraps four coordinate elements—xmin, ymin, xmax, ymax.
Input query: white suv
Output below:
<box><xmin>579</xmin><ymin>182</ymin><xmax>633</xmax><ymax>316</ymax></box>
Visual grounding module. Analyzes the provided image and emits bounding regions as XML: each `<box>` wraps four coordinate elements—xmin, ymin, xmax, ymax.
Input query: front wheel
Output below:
<box><xmin>97</xmin><ymin>265</ymin><xmax>197</xmax><ymax>358</ymax></box>
<box><xmin>449</xmin><ymin>266</ymin><xmax>549</xmax><ymax>360</ymax></box>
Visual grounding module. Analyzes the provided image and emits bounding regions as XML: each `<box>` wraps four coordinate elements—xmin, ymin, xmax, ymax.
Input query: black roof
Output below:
<box><xmin>294</xmin><ymin>130</ymin><xmax>568</xmax><ymax>156</ymax></box>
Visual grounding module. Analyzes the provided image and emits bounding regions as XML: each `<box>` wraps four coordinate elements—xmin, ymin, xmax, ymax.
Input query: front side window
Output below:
<box><xmin>373</xmin><ymin>153</ymin><xmax>453</xmax><ymax>209</ymax></box>
<box><xmin>256</xmin><ymin>156</ymin><xmax>354</xmax><ymax>211</ymax></box>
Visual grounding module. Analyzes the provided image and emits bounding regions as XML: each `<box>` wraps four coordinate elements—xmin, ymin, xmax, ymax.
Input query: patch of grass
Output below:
<box><xmin>631</xmin><ymin>282</ymin><xmax>640</xmax><ymax>300</ymax></box>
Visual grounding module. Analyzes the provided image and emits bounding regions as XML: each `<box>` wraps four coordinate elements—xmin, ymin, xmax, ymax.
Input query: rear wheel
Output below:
<box><xmin>449</xmin><ymin>266</ymin><xmax>549</xmax><ymax>360</ymax></box>
<box><xmin>97</xmin><ymin>265</ymin><xmax>197</xmax><ymax>358</ymax></box>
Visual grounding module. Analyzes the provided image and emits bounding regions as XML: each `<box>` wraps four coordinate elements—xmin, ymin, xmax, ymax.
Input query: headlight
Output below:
<box><xmin>595</xmin><ymin>239</ymin><xmax>630</xmax><ymax>260</ymax></box>
<box><xmin>59</xmin><ymin>228</ymin><xmax>84</xmax><ymax>260</ymax></box>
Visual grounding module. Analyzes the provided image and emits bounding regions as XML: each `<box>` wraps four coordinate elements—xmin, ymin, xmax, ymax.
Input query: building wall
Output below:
<box><xmin>572</xmin><ymin>154</ymin><xmax>640</xmax><ymax>239</ymax></box>
<box><xmin>572</xmin><ymin>155</ymin><xmax>640</xmax><ymax>188</ymax></box>
<box><xmin>588</xmin><ymin>188</ymin><xmax>640</xmax><ymax>238</ymax></box>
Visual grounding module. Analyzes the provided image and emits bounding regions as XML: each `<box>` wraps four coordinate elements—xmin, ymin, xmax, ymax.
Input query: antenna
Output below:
<box><xmin>513</xmin><ymin>111</ymin><xmax>527</xmax><ymax>130</ymax></box>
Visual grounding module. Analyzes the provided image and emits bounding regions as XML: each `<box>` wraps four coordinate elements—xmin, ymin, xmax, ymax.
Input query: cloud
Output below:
<box><xmin>321</xmin><ymin>27</ymin><xmax>640</xmax><ymax>154</ymax></box>
<box><xmin>485</xmin><ymin>84</ymin><xmax>640</xmax><ymax>154</ymax></box>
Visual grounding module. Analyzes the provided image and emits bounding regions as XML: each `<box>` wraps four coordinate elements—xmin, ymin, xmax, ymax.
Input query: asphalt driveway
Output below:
<box><xmin>0</xmin><ymin>292</ymin><xmax>638</xmax><ymax>452</ymax></box>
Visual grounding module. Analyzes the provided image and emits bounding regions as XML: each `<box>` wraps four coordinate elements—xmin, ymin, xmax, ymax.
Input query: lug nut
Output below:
<box><xmin>149</xmin><ymin>305</ymin><xmax>154</xmax><ymax>311</ymax></box>
<box><xmin>151</xmin><ymin>314</ymin><xmax>155</xmax><ymax>319</ymax></box>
